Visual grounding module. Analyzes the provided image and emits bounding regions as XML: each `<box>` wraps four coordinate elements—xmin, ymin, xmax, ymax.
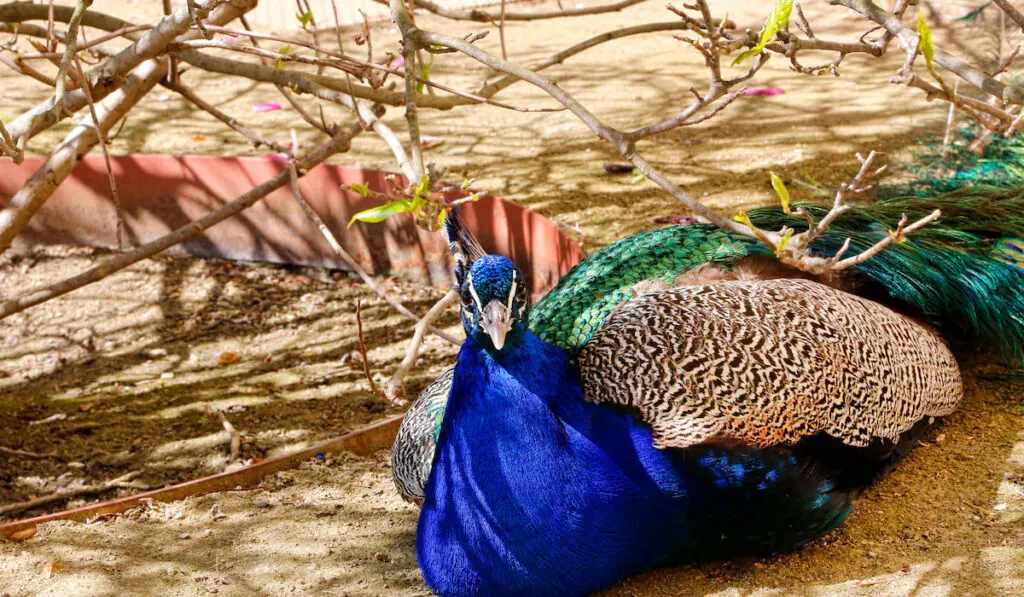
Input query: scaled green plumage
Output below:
<box><xmin>530</xmin><ymin>188</ymin><xmax>1024</xmax><ymax>362</ymax></box>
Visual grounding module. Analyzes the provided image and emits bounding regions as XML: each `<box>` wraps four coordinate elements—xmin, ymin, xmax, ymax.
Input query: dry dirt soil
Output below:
<box><xmin>2</xmin><ymin>1</ymin><xmax>1024</xmax><ymax>596</ymax></box>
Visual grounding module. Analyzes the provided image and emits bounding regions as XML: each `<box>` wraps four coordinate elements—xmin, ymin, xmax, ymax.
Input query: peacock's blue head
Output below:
<box><xmin>460</xmin><ymin>255</ymin><xmax>528</xmax><ymax>351</ymax></box>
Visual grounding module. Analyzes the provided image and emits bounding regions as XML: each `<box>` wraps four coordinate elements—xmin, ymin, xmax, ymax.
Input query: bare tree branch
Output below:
<box><xmin>0</xmin><ymin>125</ymin><xmax>360</xmax><ymax>322</ymax></box>
<box><xmin>994</xmin><ymin>0</ymin><xmax>1024</xmax><ymax>33</ymax></box>
<box><xmin>3</xmin><ymin>0</ymin><xmax>256</xmax><ymax>146</ymax></box>
<box><xmin>162</xmin><ymin>79</ymin><xmax>291</xmax><ymax>153</ymax></box>
<box><xmin>382</xmin><ymin>289</ymin><xmax>459</xmax><ymax>404</ymax></box>
<box><xmin>827</xmin><ymin>0</ymin><xmax>1024</xmax><ymax>104</ymax></box>
<box><xmin>0</xmin><ymin>0</ymin><xmax>259</xmax><ymax>257</ymax></box>
<box><xmin>37</xmin><ymin>0</ymin><xmax>92</xmax><ymax>139</ymax></box>
<box><xmin>387</xmin><ymin>0</ymin><xmax>648</xmax><ymax>22</ymax></box>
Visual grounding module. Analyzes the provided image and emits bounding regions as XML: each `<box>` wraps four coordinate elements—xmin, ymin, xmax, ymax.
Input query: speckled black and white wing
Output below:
<box><xmin>579</xmin><ymin>279</ymin><xmax>963</xmax><ymax>450</ymax></box>
<box><xmin>391</xmin><ymin>366</ymin><xmax>455</xmax><ymax>501</ymax></box>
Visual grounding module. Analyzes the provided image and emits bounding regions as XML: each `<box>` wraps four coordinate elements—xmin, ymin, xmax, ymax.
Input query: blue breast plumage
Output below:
<box><xmin>418</xmin><ymin>332</ymin><xmax>858</xmax><ymax>597</ymax></box>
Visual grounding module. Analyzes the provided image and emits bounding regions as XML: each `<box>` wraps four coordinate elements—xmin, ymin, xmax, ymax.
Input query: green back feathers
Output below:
<box><xmin>529</xmin><ymin>226</ymin><xmax>764</xmax><ymax>351</ymax></box>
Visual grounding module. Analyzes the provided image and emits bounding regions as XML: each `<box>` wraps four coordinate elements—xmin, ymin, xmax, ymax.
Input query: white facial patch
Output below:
<box><xmin>506</xmin><ymin>270</ymin><xmax>518</xmax><ymax>313</ymax></box>
<box><xmin>466</xmin><ymin>271</ymin><xmax>484</xmax><ymax>312</ymax></box>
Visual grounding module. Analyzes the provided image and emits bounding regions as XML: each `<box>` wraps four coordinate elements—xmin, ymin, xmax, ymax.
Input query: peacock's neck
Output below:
<box><xmin>443</xmin><ymin>331</ymin><xmax>579</xmax><ymax>418</ymax></box>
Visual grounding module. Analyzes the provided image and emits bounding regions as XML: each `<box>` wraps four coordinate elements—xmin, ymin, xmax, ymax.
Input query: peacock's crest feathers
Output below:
<box><xmin>444</xmin><ymin>209</ymin><xmax>486</xmax><ymax>289</ymax></box>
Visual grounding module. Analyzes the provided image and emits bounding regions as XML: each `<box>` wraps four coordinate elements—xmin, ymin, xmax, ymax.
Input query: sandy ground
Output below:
<box><xmin>2</xmin><ymin>0</ymin><xmax>1024</xmax><ymax>595</ymax></box>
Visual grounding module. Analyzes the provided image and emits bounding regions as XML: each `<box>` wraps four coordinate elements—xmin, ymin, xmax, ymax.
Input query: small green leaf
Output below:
<box><xmin>274</xmin><ymin>59</ymin><xmax>284</xmax><ymax>69</ymax></box>
<box><xmin>733</xmin><ymin>0</ymin><xmax>793</xmax><ymax>65</ymax></box>
<box><xmin>438</xmin><ymin>208</ymin><xmax>447</xmax><ymax>228</ymax></box>
<box><xmin>630</xmin><ymin>168</ymin><xmax>645</xmax><ymax>185</ymax></box>
<box><xmin>775</xmin><ymin>229</ymin><xmax>794</xmax><ymax>256</ymax></box>
<box><xmin>348</xmin><ymin>183</ymin><xmax>369</xmax><ymax>197</ymax></box>
<box><xmin>297</xmin><ymin>11</ymin><xmax>312</xmax><ymax>27</ymax></box>
<box><xmin>414</xmin><ymin>173</ymin><xmax>431</xmax><ymax>200</ymax></box>
<box><xmin>769</xmin><ymin>171</ymin><xmax>791</xmax><ymax>214</ymax></box>
<box><xmin>348</xmin><ymin>200</ymin><xmax>414</xmax><ymax>227</ymax></box>
<box><xmin>917</xmin><ymin>12</ymin><xmax>935</xmax><ymax>71</ymax></box>
<box><xmin>799</xmin><ymin>167</ymin><xmax>820</xmax><ymax>188</ymax></box>
<box><xmin>734</xmin><ymin>210</ymin><xmax>754</xmax><ymax>228</ymax></box>
<box><xmin>279</xmin><ymin>45</ymin><xmax>292</xmax><ymax>55</ymax></box>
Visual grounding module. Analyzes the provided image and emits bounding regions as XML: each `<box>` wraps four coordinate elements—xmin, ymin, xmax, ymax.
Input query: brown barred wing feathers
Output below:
<box><xmin>578</xmin><ymin>279</ymin><xmax>962</xmax><ymax>450</ymax></box>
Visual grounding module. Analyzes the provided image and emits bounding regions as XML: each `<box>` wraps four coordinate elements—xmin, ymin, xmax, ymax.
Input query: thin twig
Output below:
<box><xmin>392</xmin><ymin>0</ymin><xmax>647</xmax><ymax>22</ymax></box>
<box><xmin>497</xmin><ymin>0</ymin><xmax>508</xmax><ymax>60</ymax></box>
<box><xmin>382</xmin><ymin>289</ymin><xmax>458</xmax><ymax>405</ymax></box>
<box><xmin>0</xmin><ymin>120</ymin><xmax>22</xmax><ymax>164</ymax></box>
<box><xmin>994</xmin><ymin>0</ymin><xmax>1024</xmax><ymax>33</ymax></box>
<box><xmin>162</xmin><ymin>79</ymin><xmax>291</xmax><ymax>153</ymax></box>
<box><xmin>391</xmin><ymin>0</ymin><xmax>426</xmax><ymax>184</ymax></box>
<box><xmin>285</xmin><ymin>152</ymin><xmax>458</xmax><ymax>343</ymax></box>
<box><xmin>39</xmin><ymin>0</ymin><xmax>93</xmax><ymax>139</ymax></box>
<box><xmin>187</xmin><ymin>0</ymin><xmax>214</xmax><ymax>40</ymax></box>
<box><xmin>72</xmin><ymin>54</ymin><xmax>123</xmax><ymax>249</ymax></box>
<box><xmin>943</xmin><ymin>81</ymin><xmax>960</xmax><ymax>157</ymax></box>
<box><xmin>204</xmin><ymin>404</ymin><xmax>242</xmax><ymax>461</ymax></box>
<box><xmin>355</xmin><ymin>299</ymin><xmax>382</xmax><ymax>398</ymax></box>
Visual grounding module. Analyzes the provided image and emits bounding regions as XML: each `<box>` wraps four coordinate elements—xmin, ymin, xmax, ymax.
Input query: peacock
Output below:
<box><xmin>392</xmin><ymin>187</ymin><xmax>1024</xmax><ymax>597</ymax></box>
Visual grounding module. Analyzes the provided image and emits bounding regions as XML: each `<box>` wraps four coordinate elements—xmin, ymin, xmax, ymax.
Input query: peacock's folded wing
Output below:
<box><xmin>579</xmin><ymin>279</ymin><xmax>963</xmax><ymax>450</ymax></box>
<box><xmin>392</xmin><ymin>366</ymin><xmax>455</xmax><ymax>501</ymax></box>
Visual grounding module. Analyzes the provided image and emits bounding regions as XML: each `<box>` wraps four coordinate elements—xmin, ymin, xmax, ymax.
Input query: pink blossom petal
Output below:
<box><xmin>223</xmin><ymin>35</ymin><xmax>238</xmax><ymax>43</ymax></box>
<box><xmin>743</xmin><ymin>87</ymin><xmax>785</xmax><ymax>96</ymax></box>
<box><xmin>252</xmin><ymin>102</ymin><xmax>283</xmax><ymax>113</ymax></box>
<box><xmin>392</xmin><ymin>56</ymin><xmax>405</xmax><ymax>69</ymax></box>
<box><xmin>653</xmin><ymin>215</ymin><xmax>699</xmax><ymax>225</ymax></box>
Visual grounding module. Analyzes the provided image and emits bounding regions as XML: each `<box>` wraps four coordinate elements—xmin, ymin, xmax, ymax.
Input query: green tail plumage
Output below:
<box><xmin>753</xmin><ymin>188</ymin><xmax>1024</xmax><ymax>361</ymax></box>
<box><xmin>530</xmin><ymin>187</ymin><xmax>1024</xmax><ymax>362</ymax></box>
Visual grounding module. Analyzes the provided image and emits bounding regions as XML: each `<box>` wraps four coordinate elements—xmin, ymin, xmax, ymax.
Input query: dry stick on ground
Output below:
<box><xmin>0</xmin><ymin>446</ymin><xmax>59</xmax><ymax>459</ymax></box>
<box><xmin>355</xmin><ymin>299</ymin><xmax>383</xmax><ymax>398</ymax></box>
<box><xmin>285</xmin><ymin>155</ymin><xmax>459</xmax><ymax>344</ymax></box>
<box><xmin>204</xmin><ymin>404</ymin><xmax>242</xmax><ymax>461</ymax></box>
<box><xmin>0</xmin><ymin>124</ymin><xmax>359</xmax><ymax>322</ymax></box>
<box><xmin>0</xmin><ymin>472</ymin><xmax>140</xmax><ymax>517</ymax></box>
<box><xmin>382</xmin><ymin>289</ymin><xmax>459</xmax><ymax>404</ymax></box>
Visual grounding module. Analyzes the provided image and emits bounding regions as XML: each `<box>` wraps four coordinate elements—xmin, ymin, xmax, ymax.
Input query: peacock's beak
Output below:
<box><xmin>480</xmin><ymin>299</ymin><xmax>513</xmax><ymax>350</ymax></box>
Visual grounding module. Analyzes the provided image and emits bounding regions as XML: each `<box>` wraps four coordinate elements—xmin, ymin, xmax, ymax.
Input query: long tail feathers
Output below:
<box><xmin>748</xmin><ymin>187</ymin><xmax>1024</xmax><ymax>362</ymax></box>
